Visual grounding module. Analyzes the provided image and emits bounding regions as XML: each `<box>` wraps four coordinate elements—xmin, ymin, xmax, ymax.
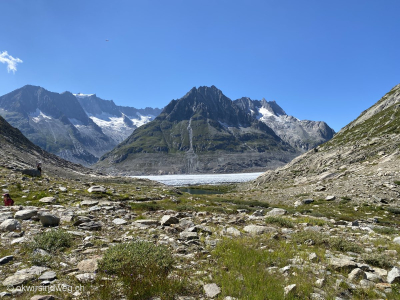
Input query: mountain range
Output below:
<box><xmin>0</xmin><ymin>85</ymin><xmax>160</xmax><ymax>166</ymax></box>
<box><xmin>97</xmin><ymin>86</ymin><xmax>334</xmax><ymax>175</ymax></box>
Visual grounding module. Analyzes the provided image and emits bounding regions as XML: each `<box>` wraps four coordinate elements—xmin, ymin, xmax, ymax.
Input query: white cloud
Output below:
<box><xmin>0</xmin><ymin>51</ymin><xmax>23</xmax><ymax>73</ymax></box>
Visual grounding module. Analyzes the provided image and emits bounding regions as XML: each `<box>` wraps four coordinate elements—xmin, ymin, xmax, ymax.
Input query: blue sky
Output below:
<box><xmin>1</xmin><ymin>0</ymin><xmax>399</xmax><ymax>132</ymax></box>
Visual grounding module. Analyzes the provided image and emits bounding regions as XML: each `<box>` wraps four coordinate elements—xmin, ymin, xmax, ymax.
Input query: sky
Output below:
<box><xmin>1</xmin><ymin>0</ymin><xmax>399</xmax><ymax>132</ymax></box>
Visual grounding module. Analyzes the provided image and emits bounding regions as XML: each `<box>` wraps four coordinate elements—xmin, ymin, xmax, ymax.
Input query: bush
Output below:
<box><xmin>99</xmin><ymin>240</ymin><xmax>174</xmax><ymax>275</ymax></box>
<box><xmin>97</xmin><ymin>241</ymin><xmax>188</xmax><ymax>299</ymax></box>
<box><xmin>362</xmin><ymin>253</ymin><xmax>394</xmax><ymax>268</ymax></box>
<box><xmin>30</xmin><ymin>229</ymin><xmax>73</xmax><ymax>253</ymax></box>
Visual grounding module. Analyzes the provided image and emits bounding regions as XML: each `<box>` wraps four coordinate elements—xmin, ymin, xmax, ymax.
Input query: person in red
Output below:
<box><xmin>3</xmin><ymin>193</ymin><xmax>14</xmax><ymax>206</ymax></box>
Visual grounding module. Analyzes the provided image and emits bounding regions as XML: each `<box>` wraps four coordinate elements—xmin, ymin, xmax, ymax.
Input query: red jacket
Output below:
<box><xmin>4</xmin><ymin>198</ymin><xmax>14</xmax><ymax>206</ymax></box>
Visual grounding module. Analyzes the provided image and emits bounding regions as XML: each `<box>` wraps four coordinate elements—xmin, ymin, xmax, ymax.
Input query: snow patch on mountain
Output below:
<box><xmin>30</xmin><ymin>109</ymin><xmax>53</xmax><ymax>123</ymax></box>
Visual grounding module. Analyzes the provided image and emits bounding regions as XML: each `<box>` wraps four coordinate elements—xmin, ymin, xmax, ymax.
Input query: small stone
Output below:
<box><xmin>75</xmin><ymin>273</ymin><xmax>96</xmax><ymax>282</ymax></box>
<box><xmin>326</xmin><ymin>196</ymin><xmax>336</xmax><ymax>201</ymax></box>
<box><xmin>87</xmin><ymin>186</ymin><xmax>106</xmax><ymax>193</ymax></box>
<box><xmin>112</xmin><ymin>218</ymin><xmax>128</xmax><ymax>225</ymax></box>
<box><xmin>284</xmin><ymin>284</ymin><xmax>297</xmax><ymax>297</ymax></box>
<box><xmin>348</xmin><ymin>268</ymin><xmax>366</xmax><ymax>281</ymax></box>
<box><xmin>243</xmin><ymin>225</ymin><xmax>276</xmax><ymax>235</ymax></box>
<box><xmin>78</xmin><ymin>221</ymin><xmax>102</xmax><ymax>231</ymax></box>
<box><xmin>309</xmin><ymin>252</ymin><xmax>319</xmax><ymax>262</ymax></box>
<box><xmin>203</xmin><ymin>283</ymin><xmax>221</xmax><ymax>298</ymax></box>
<box><xmin>266</xmin><ymin>208</ymin><xmax>287</xmax><ymax>216</ymax></box>
<box><xmin>328</xmin><ymin>258</ymin><xmax>357</xmax><ymax>271</ymax></box>
<box><xmin>134</xmin><ymin>219</ymin><xmax>160</xmax><ymax>226</ymax></box>
<box><xmin>302</xmin><ymin>199</ymin><xmax>314</xmax><ymax>204</ymax></box>
<box><xmin>77</xmin><ymin>257</ymin><xmax>101</xmax><ymax>272</ymax></box>
<box><xmin>226</xmin><ymin>227</ymin><xmax>241</xmax><ymax>237</ymax></box>
<box><xmin>59</xmin><ymin>187</ymin><xmax>67</xmax><ymax>192</ymax></box>
<box><xmin>80</xmin><ymin>200</ymin><xmax>99</xmax><ymax>206</ymax></box>
<box><xmin>393</xmin><ymin>237</ymin><xmax>400</xmax><ymax>244</ymax></box>
<box><xmin>38</xmin><ymin>271</ymin><xmax>57</xmax><ymax>281</ymax></box>
<box><xmin>0</xmin><ymin>255</ymin><xmax>13</xmax><ymax>265</ymax></box>
<box><xmin>39</xmin><ymin>197</ymin><xmax>56</xmax><ymax>204</ymax></box>
<box><xmin>179</xmin><ymin>232</ymin><xmax>199</xmax><ymax>240</ymax></box>
<box><xmin>30</xmin><ymin>295</ymin><xmax>56</xmax><ymax>300</ymax></box>
<box><xmin>160</xmin><ymin>215</ymin><xmax>179</xmax><ymax>226</ymax></box>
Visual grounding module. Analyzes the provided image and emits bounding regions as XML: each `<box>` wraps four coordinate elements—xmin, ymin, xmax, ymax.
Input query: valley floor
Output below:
<box><xmin>0</xmin><ymin>163</ymin><xmax>400</xmax><ymax>300</ymax></box>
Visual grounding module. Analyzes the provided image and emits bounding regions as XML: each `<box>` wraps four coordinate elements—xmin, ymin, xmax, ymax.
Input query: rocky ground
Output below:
<box><xmin>1</xmin><ymin>163</ymin><xmax>400</xmax><ymax>300</ymax></box>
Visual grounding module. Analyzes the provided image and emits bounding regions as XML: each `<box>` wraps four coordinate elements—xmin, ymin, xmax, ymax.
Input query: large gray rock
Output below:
<box><xmin>21</xmin><ymin>169</ymin><xmax>41</xmax><ymax>177</ymax></box>
<box><xmin>14</xmin><ymin>209</ymin><xmax>38</xmax><ymax>220</ymax></box>
<box><xmin>39</xmin><ymin>213</ymin><xmax>60</xmax><ymax>227</ymax></box>
<box><xmin>2</xmin><ymin>273</ymin><xmax>35</xmax><ymax>287</ymax></box>
<box><xmin>38</xmin><ymin>271</ymin><xmax>57</xmax><ymax>281</ymax></box>
<box><xmin>134</xmin><ymin>219</ymin><xmax>160</xmax><ymax>226</ymax></box>
<box><xmin>0</xmin><ymin>219</ymin><xmax>21</xmax><ymax>232</ymax></box>
<box><xmin>203</xmin><ymin>283</ymin><xmax>221</xmax><ymax>298</ymax></box>
<box><xmin>160</xmin><ymin>215</ymin><xmax>179</xmax><ymax>226</ymax></box>
<box><xmin>266</xmin><ymin>208</ymin><xmax>287</xmax><ymax>216</ymax></box>
<box><xmin>179</xmin><ymin>232</ymin><xmax>199</xmax><ymax>240</ymax></box>
<box><xmin>87</xmin><ymin>186</ymin><xmax>106</xmax><ymax>193</ymax></box>
<box><xmin>39</xmin><ymin>197</ymin><xmax>56</xmax><ymax>204</ymax></box>
<box><xmin>387</xmin><ymin>267</ymin><xmax>400</xmax><ymax>284</ymax></box>
<box><xmin>328</xmin><ymin>257</ymin><xmax>357</xmax><ymax>271</ymax></box>
<box><xmin>78</xmin><ymin>221</ymin><xmax>102</xmax><ymax>231</ymax></box>
<box><xmin>30</xmin><ymin>295</ymin><xmax>56</xmax><ymax>300</ymax></box>
<box><xmin>243</xmin><ymin>225</ymin><xmax>276</xmax><ymax>235</ymax></box>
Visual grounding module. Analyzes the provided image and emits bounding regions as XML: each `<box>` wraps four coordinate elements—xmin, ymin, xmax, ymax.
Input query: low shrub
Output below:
<box><xmin>362</xmin><ymin>253</ymin><xmax>394</xmax><ymax>268</ymax></box>
<box><xmin>29</xmin><ymin>229</ymin><xmax>73</xmax><ymax>253</ymax></box>
<box><xmin>98</xmin><ymin>241</ymin><xmax>189</xmax><ymax>299</ymax></box>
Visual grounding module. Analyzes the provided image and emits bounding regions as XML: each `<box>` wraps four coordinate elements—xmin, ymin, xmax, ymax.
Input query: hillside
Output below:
<box><xmin>248</xmin><ymin>83</ymin><xmax>400</xmax><ymax>206</ymax></box>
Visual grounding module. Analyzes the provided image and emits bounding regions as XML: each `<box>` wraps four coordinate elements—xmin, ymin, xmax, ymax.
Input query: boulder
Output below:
<box><xmin>243</xmin><ymin>225</ymin><xmax>277</xmax><ymax>235</ymax></box>
<box><xmin>0</xmin><ymin>219</ymin><xmax>21</xmax><ymax>232</ymax></box>
<box><xmin>14</xmin><ymin>209</ymin><xmax>38</xmax><ymax>220</ymax></box>
<box><xmin>39</xmin><ymin>197</ymin><xmax>56</xmax><ymax>204</ymax></box>
<box><xmin>160</xmin><ymin>215</ymin><xmax>179</xmax><ymax>226</ymax></box>
<box><xmin>387</xmin><ymin>267</ymin><xmax>400</xmax><ymax>284</ymax></box>
<box><xmin>266</xmin><ymin>208</ymin><xmax>287</xmax><ymax>216</ymax></box>
<box><xmin>39</xmin><ymin>213</ymin><xmax>60</xmax><ymax>227</ymax></box>
<box><xmin>21</xmin><ymin>169</ymin><xmax>41</xmax><ymax>177</ymax></box>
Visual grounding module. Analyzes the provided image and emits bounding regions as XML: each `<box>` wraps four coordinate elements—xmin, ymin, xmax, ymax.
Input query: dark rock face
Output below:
<box><xmin>97</xmin><ymin>86</ymin><xmax>300</xmax><ymax>175</ymax></box>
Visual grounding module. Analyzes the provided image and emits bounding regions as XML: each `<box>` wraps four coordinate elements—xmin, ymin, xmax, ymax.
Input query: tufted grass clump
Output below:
<box><xmin>98</xmin><ymin>241</ymin><xmax>190</xmax><ymax>299</ymax></box>
<box><xmin>362</xmin><ymin>253</ymin><xmax>394</xmax><ymax>269</ymax></box>
<box><xmin>265</xmin><ymin>216</ymin><xmax>294</xmax><ymax>228</ymax></box>
<box><xmin>29</xmin><ymin>229</ymin><xmax>73</xmax><ymax>253</ymax></box>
